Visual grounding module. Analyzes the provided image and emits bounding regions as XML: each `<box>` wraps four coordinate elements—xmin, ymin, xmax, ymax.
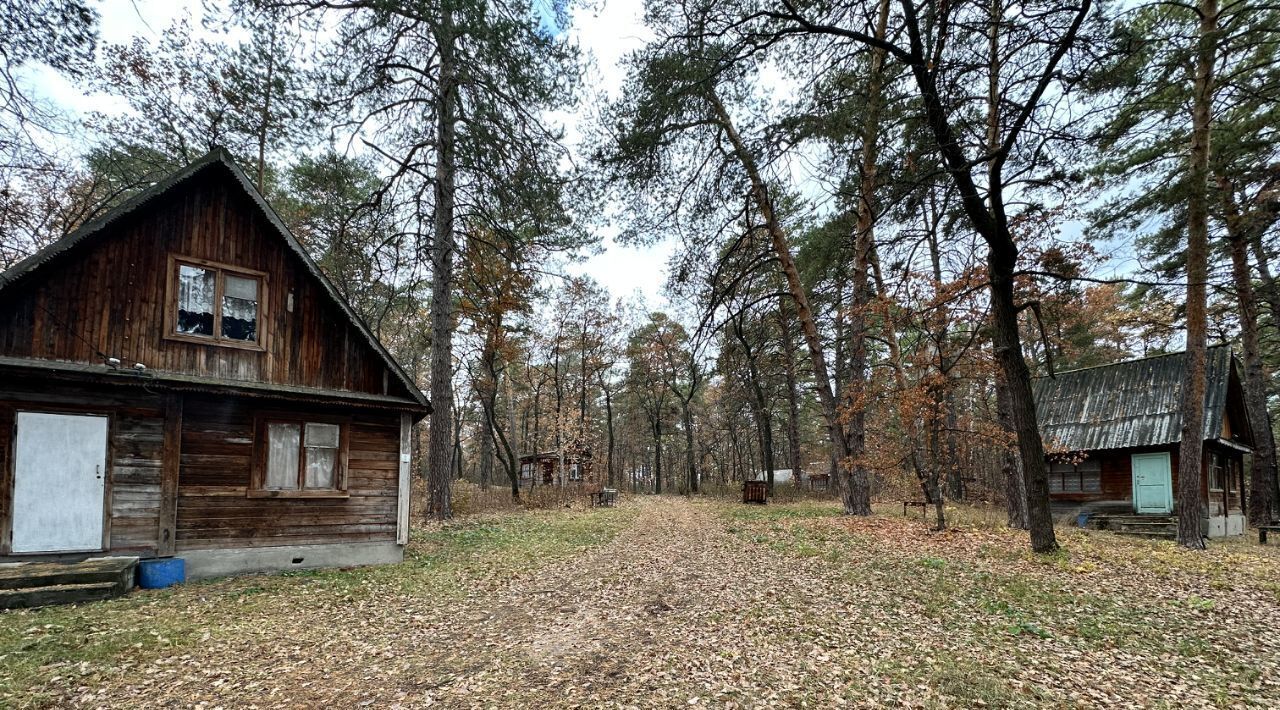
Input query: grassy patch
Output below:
<box><xmin>724</xmin><ymin>500</ymin><xmax>1280</xmax><ymax>705</ymax></box>
<box><xmin>0</xmin><ymin>505</ymin><xmax>633</xmax><ymax>706</ymax></box>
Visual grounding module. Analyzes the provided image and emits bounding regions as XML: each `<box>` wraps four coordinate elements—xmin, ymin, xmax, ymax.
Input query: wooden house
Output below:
<box><xmin>1032</xmin><ymin>346</ymin><xmax>1251</xmax><ymax>537</ymax></box>
<box><xmin>0</xmin><ymin>149</ymin><xmax>429</xmax><ymax>580</ymax></box>
<box><xmin>518</xmin><ymin>447</ymin><xmax>594</xmax><ymax>487</ymax></box>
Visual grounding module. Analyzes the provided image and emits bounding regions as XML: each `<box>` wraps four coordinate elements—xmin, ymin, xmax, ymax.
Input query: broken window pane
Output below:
<box><xmin>266</xmin><ymin>422</ymin><xmax>301</xmax><ymax>489</ymax></box>
<box><xmin>222</xmin><ymin>275</ymin><xmax>258</xmax><ymax>341</ymax></box>
<box><xmin>177</xmin><ymin>264</ymin><xmax>215</xmax><ymax>335</ymax></box>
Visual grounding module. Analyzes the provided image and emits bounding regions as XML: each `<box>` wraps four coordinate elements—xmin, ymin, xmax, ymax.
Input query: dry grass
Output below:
<box><xmin>3</xmin><ymin>496</ymin><xmax>1279</xmax><ymax>708</ymax></box>
<box><xmin>421</xmin><ymin>479</ymin><xmax>619</xmax><ymax>516</ymax></box>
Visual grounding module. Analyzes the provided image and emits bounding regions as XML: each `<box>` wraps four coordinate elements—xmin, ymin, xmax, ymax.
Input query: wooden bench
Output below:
<box><xmin>743</xmin><ymin>481</ymin><xmax>768</xmax><ymax>505</ymax></box>
<box><xmin>591</xmin><ymin>488</ymin><xmax>618</xmax><ymax>508</ymax></box>
<box><xmin>1259</xmin><ymin>525</ymin><xmax>1280</xmax><ymax>544</ymax></box>
<box><xmin>903</xmin><ymin>500</ymin><xmax>929</xmax><ymax>518</ymax></box>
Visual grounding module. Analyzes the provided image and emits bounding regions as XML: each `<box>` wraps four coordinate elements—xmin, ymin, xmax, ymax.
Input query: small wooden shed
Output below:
<box><xmin>1032</xmin><ymin>346</ymin><xmax>1252</xmax><ymax>537</ymax></box>
<box><xmin>0</xmin><ymin>149</ymin><xmax>429</xmax><ymax>578</ymax></box>
<box><xmin>518</xmin><ymin>447</ymin><xmax>593</xmax><ymax>487</ymax></box>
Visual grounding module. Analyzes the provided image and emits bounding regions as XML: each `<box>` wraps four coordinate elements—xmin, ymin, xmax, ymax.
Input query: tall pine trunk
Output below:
<box><xmin>1220</xmin><ymin>180</ymin><xmax>1277</xmax><ymax>523</ymax></box>
<box><xmin>426</xmin><ymin>3</ymin><xmax>458</xmax><ymax>520</ymax></box>
<box><xmin>601</xmin><ymin>375</ymin><xmax>617</xmax><ymax>487</ymax></box>
<box><xmin>778</xmin><ymin>301</ymin><xmax>804</xmax><ymax>485</ymax></box>
<box><xmin>987</xmin><ymin>0</ymin><xmax>1026</xmax><ymax>531</ymax></box>
<box><xmin>840</xmin><ymin>0</ymin><xmax>891</xmax><ymax>518</ymax></box>
<box><xmin>1176</xmin><ymin>0</ymin><xmax>1217</xmax><ymax>550</ymax></box>
<box><xmin>652</xmin><ymin>416</ymin><xmax>664</xmax><ymax>494</ymax></box>
<box><xmin>707</xmin><ymin>77</ymin><xmax>862</xmax><ymax>513</ymax></box>
<box><xmin>997</xmin><ymin>369</ymin><xmax>1029</xmax><ymax>528</ymax></box>
<box><xmin>682</xmin><ymin>403</ymin><xmax>698</xmax><ymax>493</ymax></box>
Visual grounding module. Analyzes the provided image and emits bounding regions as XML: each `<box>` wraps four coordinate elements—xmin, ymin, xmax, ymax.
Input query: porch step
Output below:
<box><xmin>0</xmin><ymin>581</ymin><xmax>120</xmax><ymax>609</ymax></box>
<box><xmin>1086</xmin><ymin>515</ymin><xmax>1176</xmax><ymax>539</ymax></box>
<box><xmin>0</xmin><ymin>557</ymin><xmax>137</xmax><ymax>609</ymax></box>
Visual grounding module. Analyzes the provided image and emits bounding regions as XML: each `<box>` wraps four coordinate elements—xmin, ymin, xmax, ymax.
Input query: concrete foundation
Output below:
<box><xmin>181</xmin><ymin>541</ymin><xmax>404</xmax><ymax>581</ymax></box>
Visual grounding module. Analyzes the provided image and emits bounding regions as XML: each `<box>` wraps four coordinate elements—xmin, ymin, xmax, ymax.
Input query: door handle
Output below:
<box><xmin>96</xmin><ymin>465</ymin><xmax>102</xmax><ymax>480</ymax></box>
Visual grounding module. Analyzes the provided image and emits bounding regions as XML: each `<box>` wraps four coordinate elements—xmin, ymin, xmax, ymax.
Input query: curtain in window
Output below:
<box><xmin>267</xmin><ymin>423</ymin><xmax>301</xmax><ymax>489</ymax></box>
<box><xmin>222</xmin><ymin>275</ymin><xmax>259</xmax><ymax>341</ymax></box>
<box><xmin>178</xmin><ymin>265</ymin><xmax>215</xmax><ymax>335</ymax></box>
<box><xmin>304</xmin><ymin>423</ymin><xmax>340</xmax><ymax>489</ymax></box>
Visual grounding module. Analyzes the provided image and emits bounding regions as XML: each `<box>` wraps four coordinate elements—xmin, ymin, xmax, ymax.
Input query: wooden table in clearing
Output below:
<box><xmin>903</xmin><ymin>500</ymin><xmax>929</xmax><ymax>517</ymax></box>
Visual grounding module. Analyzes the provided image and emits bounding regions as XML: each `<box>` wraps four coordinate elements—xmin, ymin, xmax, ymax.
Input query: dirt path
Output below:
<box><xmin>38</xmin><ymin>497</ymin><xmax>1280</xmax><ymax>708</ymax></box>
<box><xmin>63</xmin><ymin>497</ymin><xmax>894</xmax><ymax>708</ymax></box>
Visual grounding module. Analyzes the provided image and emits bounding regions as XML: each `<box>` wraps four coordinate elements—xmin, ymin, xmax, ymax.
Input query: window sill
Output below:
<box><xmin>164</xmin><ymin>332</ymin><xmax>265</xmax><ymax>352</ymax></box>
<box><xmin>247</xmin><ymin>489</ymin><xmax>350</xmax><ymax>500</ymax></box>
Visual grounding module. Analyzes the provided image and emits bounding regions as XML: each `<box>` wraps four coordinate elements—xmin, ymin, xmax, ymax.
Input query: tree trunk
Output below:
<box><xmin>653</xmin><ymin>417</ymin><xmax>663</xmax><ymax>494</ymax></box>
<box><xmin>505</xmin><ymin>374</ymin><xmax>521</xmax><ymax>500</ymax></box>
<box><xmin>425</xmin><ymin>2</ymin><xmax>458</xmax><ymax>521</ymax></box>
<box><xmin>601</xmin><ymin>375</ymin><xmax>616</xmax><ymax>487</ymax></box>
<box><xmin>987</xmin><ymin>0</ymin><xmax>1027</xmax><ymax>532</ymax></box>
<box><xmin>256</xmin><ymin>22</ymin><xmax>277</xmax><ymax>192</ymax></box>
<box><xmin>839</xmin><ymin>0</ymin><xmax>890</xmax><ymax>517</ymax></box>
<box><xmin>894</xmin><ymin>0</ymin><xmax>1075</xmax><ymax>552</ymax></box>
<box><xmin>734</xmin><ymin>318</ymin><xmax>775</xmax><ymax>492</ymax></box>
<box><xmin>478</xmin><ymin>411</ymin><xmax>493</xmax><ymax>491</ymax></box>
<box><xmin>1220</xmin><ymin>181</ymin><xmax>1277</xmax><ymax>523</ymax></box>
<box><xmin>996</xmin><ymin>369</ymin><xmax>1029</xmax><ymax>529</ymax></box>
<box><xmin>1176</xmin><ymin>0</ymin><xmax>1217</xmax><ymax>550</ymax></box>
<box><xmin>707</xmin><ymin>90</ymin><xmax>859</xmax><ymax>510</ymax></box>
<box><xmin>778</xmin><ymin>301</ymin><xmax>804</xmax><ymax>485</ymax></box>
<box><xmin>682</xmin><ymin>402</ymin><xmax>697</xmax><ymax>493</ymax></box>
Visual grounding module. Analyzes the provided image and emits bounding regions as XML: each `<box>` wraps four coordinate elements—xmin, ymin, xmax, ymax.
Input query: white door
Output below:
<box><xmin>11</xmin><ymin>412</ymin><xmax>109</xmax><ymax>553</ymax></box>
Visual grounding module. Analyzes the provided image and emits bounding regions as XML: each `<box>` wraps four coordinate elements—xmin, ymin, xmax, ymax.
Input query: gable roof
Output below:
<box><xmin>0</xmin><ymin>148</ymin><xmax>428</xmax><ymax>410</ymax></box>
<box><xmin>1032</xmin><ymin>345</ymin><xmax>1247</xmax><ymax>453</ymax></box>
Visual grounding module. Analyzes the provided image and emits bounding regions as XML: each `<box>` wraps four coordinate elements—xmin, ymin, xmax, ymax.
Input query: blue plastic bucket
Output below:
<box><xmin>1076</xmin><ymin>512</ymin><xmax>1092</xmax><ymax>528</ymax></box>
<box><xmin>138</xmin><ymin>558</ymin><xmax>186</xmax><ymax>589</ymax></box>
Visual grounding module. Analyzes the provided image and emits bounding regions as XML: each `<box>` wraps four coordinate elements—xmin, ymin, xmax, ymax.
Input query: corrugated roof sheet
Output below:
<box><xmin>1032</xmin><ymin>345</ymin><xmax>1233</xmax><ymax>453</ymax></box>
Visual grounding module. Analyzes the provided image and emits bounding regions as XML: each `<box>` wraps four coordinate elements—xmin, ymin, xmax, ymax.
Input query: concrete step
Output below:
<box><xmin>0</xmin><ymin>581</ymin><xmax>121</xmax><ymax>609</ymax></box>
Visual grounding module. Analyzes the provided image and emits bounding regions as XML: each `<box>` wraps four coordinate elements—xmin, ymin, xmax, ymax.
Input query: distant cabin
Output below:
<box><xmin>0</xmin><ymin>149</ymin><xmax>429</xmax><ymax>578</ymax></box>
<box><xmin>519</xmin><ymin>447</ymin><xmax>593</xmax><ymax>487</ymax></box>
<box><xmin>1032</xmin><ymin>346</ymin><xmax>1251</xmax><ymax>537</ymax></box>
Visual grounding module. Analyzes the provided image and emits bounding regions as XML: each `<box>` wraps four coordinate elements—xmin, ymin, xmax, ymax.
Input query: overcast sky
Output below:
<box><xmin>31</xmin><ymin>0</ymin><xmax>673</xmax><ymax>306</ymax></box>
<box><xmin>29</xmin><ymin>0</ymin><xmax>1139</xmax><ymax>312</ymax></box>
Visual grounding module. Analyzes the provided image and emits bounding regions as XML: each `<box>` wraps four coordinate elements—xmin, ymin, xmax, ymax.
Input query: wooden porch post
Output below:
<box><xmin>397</xmin><ymin>413</ymin><xmax>412</xmax><ymax>545</ymax></box>
<box><xmin>157</xmin><ymin>393</ymin><xmax>182</xmax><ymax>557</ymax></box>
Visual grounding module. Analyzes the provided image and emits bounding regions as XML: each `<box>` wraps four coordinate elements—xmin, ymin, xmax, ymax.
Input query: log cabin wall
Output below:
<box><xmin>177</xmin><ymin>394</ymin><xmax>400</xmax><ymax>551</ymax></box>
<box><xmin>0</xmin><ymin>168</ymin><xmax>410</xmax><ymax>400</ymax></box>
<box><xmin>0</xmin><ymin>376</ymin><xmax>166</xmax><ymax>557</ymax></box>
<box><xmin>1050</xmin><ymin>444</ymin><xmax>1245</xmax><ymax>517</ymax></box>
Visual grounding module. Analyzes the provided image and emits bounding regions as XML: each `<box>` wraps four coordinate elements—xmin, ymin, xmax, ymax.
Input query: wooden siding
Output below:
<box><xmin>0</xmin><ymin>173</ymin><xmax>409</xmax><ymax>399</ymax></box>
<box><xmin>0</xmin><ymin>377</ymin><xmax>165</xmax><ymax>557</ymax></box>
<box><xmin>176</xmin><ymin>395</ymin><xmax>399</xmax><ymax>550</ymax></box>
<box><xmin>1049</xmin><ymin>444</ymin><xmax>1246</xmax><ymax>516</ymax></box>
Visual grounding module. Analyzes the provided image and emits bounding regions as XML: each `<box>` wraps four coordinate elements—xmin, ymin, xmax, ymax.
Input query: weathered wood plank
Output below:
<box><xmin>158</xmin><ymin>394</ymin><xmax>182</xmax><ymax>556</ymax></box>
<box><xmin>397</xmin><ymin>413</ymin><xmax>411</xmax><ymax>545</ymax></box>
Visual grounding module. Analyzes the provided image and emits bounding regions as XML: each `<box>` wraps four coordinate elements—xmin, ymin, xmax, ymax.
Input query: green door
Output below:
<box><xmin>1132</xmin><ymin>452</ymin><xmax>1173</xmax><ymax>514</ymax></box>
